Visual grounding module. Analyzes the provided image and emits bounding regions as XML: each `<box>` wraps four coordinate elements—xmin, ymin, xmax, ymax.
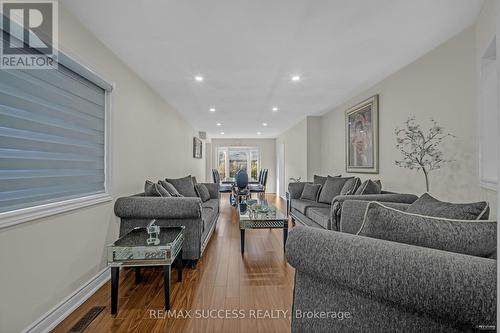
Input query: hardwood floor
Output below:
<box><xmin>52</xmin><ymin>194</ymin><xmax>295</xmax><ymax>333</ymax></box>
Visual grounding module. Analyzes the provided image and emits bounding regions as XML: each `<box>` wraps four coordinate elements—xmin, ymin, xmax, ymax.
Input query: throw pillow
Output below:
<box><xmin>355</xmin><ymin>179</ymin><xmax>381</xmax><ymax>195</ymax></box>
<box><xmin>406</xmin><ymin>193</ymin><xmax>490</xmax><ymax>220</ymax></box>
<box><xmin>165</xmin><ymin>175</ymin><xmax>197</xmax><ymax>197</ymax></box>
<box><xmin>313</xmin><ymin>174</ymin><xmax>341</xmax><ymax>187</ymax></box>
<box><xmin>300</xmin><ymin>183</ymin><xmax>322</xmax><ymax>201</ymax></box>
<box><xmin>357</xmin><ymin>202</ymin><xmax>496</xmax><ymax>257</ymax></box>
<box><xmin>340</xmin><ymin>177</ymin><xmax>361</xmax><ymax>195</ymax></box>
<box><xmin>195</xmin><ymin>184</ymin><xmax>211</xmax><ymax>202</ymax></box>
<box><xmin>159</xmin><ymin>180</ymin><xmax>182</xmax><ymax>197</ymax></box>
<box><xmin>313</xmin><ymin>175</ymin><xmax>327</xmax><ymax>187</ymax></box>
<box><xmin>144</xmin><ymin>180</ymin><xmax>167</xmax><ymax>197</ymax></box>
<box><xmin>156</xmin><ymin>183</ymin><xmax>171</xmax><ymax>197</ymax></box>
<box><xmin>318</xmin><ymin>176</ymin><xmax>354</xmax><ymax>204</ymax></box>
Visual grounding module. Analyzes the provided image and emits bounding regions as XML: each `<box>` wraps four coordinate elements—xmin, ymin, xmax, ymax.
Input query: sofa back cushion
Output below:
<box><xmin>313</xmin><ymin>174</ymin><xmax>341</xmax><ymax>187</ymax></box>
<box><xmin>195</xmin><ymin>184</ymin><xmax>211</xmax><ymax>202</ymax></box>
<box><xmin>358</xmin><ymin>202</ymin><xmax>496</xmax><ymax>257</ymax></box>
<box><xmin>165</xmin><ymin>175</ymin><xmax>197</xmax><ymax>197</ymax></box>
<box><xmin>159</xmin><ymin>180</ymin><xmax>182</xmax><ymax>197</ymax></box>
<box><xmin>318</xmin><ymin>176</ymin><xmax>353</xmax><ymax>204</ymax></box>
<box><xmin>406</xmin><ymin>193</ymin><xmax>489</xmax><ymax>220</ymax></box>
<box><xmin>340</xmin><ymin>177</ymin><xmax>361</xmax><ymax>195</ymax></box>
<box><xmin>355</xmin><ymin>179</ymin><xmax>382</xmax><ymax>195</ymax></box>
<box><xmin>144</xmin><ymin>180</ymin><xmax>170</xmax><ymax>197</ymax></box>
<box><xmin>300</xmin><ymin>183</ymin><xmax>322</xmax><ymax>201</ymax></box>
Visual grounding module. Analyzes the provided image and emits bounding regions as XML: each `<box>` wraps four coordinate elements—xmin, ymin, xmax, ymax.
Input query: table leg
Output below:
<box><xmin>163</xmin><ymin>265</ymin><xmax>171</xmax><ymax>310</ymax></box>
<box><xmin>176</xmin><ymin>249</ymin><xmax>183</xmax><ymax>282</ymax></box>
<box><xmin>111</xmin><ymin>267</ymin><xmax>119</xmax><ymax>315</ymax></box>
<box><xmin>240</xmin><ymin>229</ymin><xmax>245</xmax><ymax>253</ymax></box>
<box><xmin>283</xmin><ymin>223</ymin><xmax>288</xmax><ymax>252</ymax></box>
<box><xmin>135</xmin><ymin>267</ymin><xmax>141</xmax><ymax>284</ymax></box>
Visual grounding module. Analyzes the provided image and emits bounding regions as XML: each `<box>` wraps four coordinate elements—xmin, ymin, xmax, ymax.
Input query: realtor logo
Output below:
<box><xmin>1</xmin><ymin>0</ymin><xmax>58</xmax><ymax>69</ymax></box>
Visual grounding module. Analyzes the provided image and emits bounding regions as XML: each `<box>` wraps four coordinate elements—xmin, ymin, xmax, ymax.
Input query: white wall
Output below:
<box><xmin>306</xmin><ymin>116</ymin><xmax>322</xmax><ymax>181</ymax></box>
<box><xmin>210</xmin><ymin>138</ymin><xmax>276</xmax><ymax>193</ymax></box>
<box><xmin>276</xmin><ymin>119</ymin><xmax>308</xmax><ymax>189</ymax></box>
<box><xmin>319</xmin><ymin>26</ymin><xmax>497</xmax><ymax>217</ymax></box>
<box><xmin>0</xmin><ymin>7</ymin><xmax>206</xmax><ymax>333</ymax></box>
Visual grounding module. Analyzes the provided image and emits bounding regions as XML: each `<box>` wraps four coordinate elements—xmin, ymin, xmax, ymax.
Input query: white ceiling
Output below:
<box><xmin>62</xmin><ymin>0</ymin><xmax>482</xmax><ymax>139</ymax></box>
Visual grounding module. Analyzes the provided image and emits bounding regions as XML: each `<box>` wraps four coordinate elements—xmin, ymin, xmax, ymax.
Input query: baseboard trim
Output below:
<box><xmin>22</xmin><ymin>267</ymin><xmax>110</xmax><ymax>333</ymax></box>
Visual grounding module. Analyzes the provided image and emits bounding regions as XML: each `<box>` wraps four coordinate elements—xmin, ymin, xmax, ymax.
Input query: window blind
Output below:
<box><xmin>0</xmin><ymin>62</ymin><xmax>107</xmax><ymax>213</ymax></box>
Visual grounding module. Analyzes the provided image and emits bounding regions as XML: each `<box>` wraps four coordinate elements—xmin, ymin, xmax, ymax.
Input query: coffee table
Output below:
<box><xmin>107</xmin><ymin>226</ymin><xmax>184</xmax><ymax>315</ymax></box>
<box><xmin>238</xmin><ymin>200</ymin><xmax>288</xmax><ymax>253</ymax></box>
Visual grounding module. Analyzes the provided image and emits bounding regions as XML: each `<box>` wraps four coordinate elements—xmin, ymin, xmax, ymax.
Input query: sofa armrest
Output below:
<box><xmin>114</xmin><ymin>196</ymin><xmax>202</xmax><ymax>219</ymax></box>
<box><xmin>339</xmin><ymin>200</ymin><xmax>410</xmax><ymax>234</ymax></box>
<box><xmin>286</xmin><ymin>227</ymin><xmax>496</xmax><ymax>327</ymax></box>
<box><xmin>330</xmin><ymin>193</ymin><xmax>418</xmax><ymax>231</ymax></box>
<box><xmin>201</xmin><ymin>183</ymin><xmax>220</xmax><ymax>199</ymax></box>
<box><xmin>288</xmin><ymin>182</ymin><xmax>310</xmax><ymax>199</ymax></box>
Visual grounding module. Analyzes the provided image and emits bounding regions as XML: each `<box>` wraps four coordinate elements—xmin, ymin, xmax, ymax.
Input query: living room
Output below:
<box><xmin>0</xmin><ymin>0</ymin><xmax>498</xmax><ymax>332</ymax></box>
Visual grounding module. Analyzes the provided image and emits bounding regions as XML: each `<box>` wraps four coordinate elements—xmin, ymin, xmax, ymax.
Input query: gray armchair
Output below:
<box><xmin>114</xmin><ymin>183</ymin><xmax>219</xmax><ymax>262</ymax></box>
<box><xmin>286</xmin><ymin>226</ymin><xmax>496</xmax><ymax>332</ymax></box>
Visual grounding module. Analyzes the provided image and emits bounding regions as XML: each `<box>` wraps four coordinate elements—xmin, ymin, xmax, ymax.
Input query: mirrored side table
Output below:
<box><xmin>107</xmin><ymin>226</ymin><xmax>184</xmax><ymax>315</ymax></box>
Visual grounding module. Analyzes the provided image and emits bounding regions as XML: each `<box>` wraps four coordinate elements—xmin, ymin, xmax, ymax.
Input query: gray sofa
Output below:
<box><xmin>287</xmin><ymin>181</ymin><xmax>418</xmax><ymax>231</ymax></box>
<box><xmin>286</xmin><ymin>226</ymin><xmax>496</xmax><ymax>332</ymax></box>
<box><xmin>114</xmin><ymin>183</ymin><xmax>219</xmax><ymax>263</ymax></box>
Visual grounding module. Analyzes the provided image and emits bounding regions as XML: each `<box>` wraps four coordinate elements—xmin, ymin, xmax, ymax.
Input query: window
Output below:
<box><xmin>216</xmin><ymin>147</ymin><xmax>260</xmax><ymax>181</ymax></box>
<box><xmin>0</xmin><ymin>54</ymin><xmax>112</xmax><ymax>225</ymax></box>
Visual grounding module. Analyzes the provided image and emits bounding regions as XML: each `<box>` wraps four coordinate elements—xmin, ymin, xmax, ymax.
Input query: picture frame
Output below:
<box><xmin>345</xmin><ymin>95</ymin><xmax>379</xmax><ymax>173</ymax></box>
<box><xmin>193</xmin><ymin>137</ymin><xmax>202</xmax><ymax>159</ymax></box>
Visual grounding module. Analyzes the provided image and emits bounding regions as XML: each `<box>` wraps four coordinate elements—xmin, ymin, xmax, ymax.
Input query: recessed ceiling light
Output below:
<box><xmin>272</xmin><ymin>107</ymin><xmax>278</xmax><ymax>112</ymax></box>
<box><xmin>216</xmin><ymin>122</ymin><xmax>222</xmax><ymax>126</ymax></box>
<box><xmin>262</xmin><ymin>122</ymin><xmax>268</xmax><ymax>126</ymax></box>
<box><xmin>257</xmin><ymin>131</ymin><xmax>262</xmax><ymax>135</ymax></box>
<box><xmin>209</xmin><ymin>107</ymin><xmax>216</xmax><ymax>112</ymax></box>
<box><xmin>291</xmin><ymin>75</ymin><xmax>300</xmax><ymax>81</ymax></box>
<box><xmin>220</xmin><ymin>131</ymin><xmax>225</xmax><ymax>135</ymax></box>
<box><xmin>195</xmin><ymin>76</ymin><xmax>203</xmax><ymax>82</ymax></box>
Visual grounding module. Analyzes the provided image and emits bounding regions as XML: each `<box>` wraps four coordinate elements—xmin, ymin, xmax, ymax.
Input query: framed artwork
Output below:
<box><xmin>193</xmin><ymin>137</ymin><xmax>202</xmax><ymax>159</ymax></box>
<box><xmin>345</xmin><ymin>95</ymin><xmax>379</xmax><ymax>173</ymax></box>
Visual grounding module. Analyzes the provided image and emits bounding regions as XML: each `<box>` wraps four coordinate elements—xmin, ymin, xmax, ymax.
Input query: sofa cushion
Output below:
<box><xmin>340</xmin><ymin>177</ymin><xmax>360</xmax><ymax>195</ymax></box>
<box><xmin>406</xmin><ymin>193</ymin><xmax>489</xmax><ymax>220</ymax></box>
<box><xmin>165</xmin><ymin>175</ymin><xmax>197</xmax><ymax>197</ymax></box>
<box><xmin>201</xmin><ymin>208</ymin><xmax>215</xmax><ymax>234</ymax></box>
<box><xmin>318</xmin><ymin>176</ymin><xmax>353</xmax><ymax>204</ymax></box>
<box><xmin>306</xmin><ymin>207</ymin><xmax>331</xmax><ymax>229</ymax></box>
<box><xmin>355</xmin><ymin>179</ymin><xmax>381</xmax><ymax>195</ymax></box>
<box><xmin>195</xmin><ymin>184</ymin><xmax>210</xmax><ymax>202</ymax></box>
<box><xmin>144</xmin><ymin>180</ymin><xmax>170</xmax><ymax>197</ymax></box>
<box><xmin>202</xmin><ymin>198</ymin><xmax>219</xmax><ymax>213</ymax></box>
<box><xmin>159</xmin><ymin>180</ymin><xmax>182</xmax><ymax>197</ymax></box>
<box><xmin>300</xmin><ymin>184</ymin><xmax>322</xmax><ymax>201</ymax></box>
<box><xmin>291</xmin><ymin>199</ymin><xmax>330</xmax><ymax>215</ymax></box>
<box><xmin>358</xmin><ymin>202</ymin><xmax>496</xmax><ymax>257</ymax></box>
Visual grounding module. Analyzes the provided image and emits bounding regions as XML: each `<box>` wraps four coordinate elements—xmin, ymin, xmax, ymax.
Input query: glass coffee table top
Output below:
<box><xmin>238</xmin><ymin>199</ymin><xmax>287</xmax><ymax>222</ymax></box>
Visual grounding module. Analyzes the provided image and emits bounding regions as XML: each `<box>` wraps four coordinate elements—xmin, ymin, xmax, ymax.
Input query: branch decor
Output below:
<box><xmin>394</xmin><ymin>117</ymin><xmax>454</xmax><ymax>192</ymax></box>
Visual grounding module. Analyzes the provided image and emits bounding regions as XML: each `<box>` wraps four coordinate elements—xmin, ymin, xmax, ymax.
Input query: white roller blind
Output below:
<box><xmin>0</xmin><ymin>62</ymin><xmax>107</xmax><ymax>213</ymax></box>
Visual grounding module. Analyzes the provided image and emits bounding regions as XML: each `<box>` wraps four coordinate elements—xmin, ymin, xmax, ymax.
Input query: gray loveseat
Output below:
<box><xmin>114</xmin><ymin>183</ymin><xmax>219</xmax><ymax>263</ymax></box>
<box><xmin>287</xmin><ymin>181</ymin><xmax>418</xmax><ymax>231</ymax></box>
